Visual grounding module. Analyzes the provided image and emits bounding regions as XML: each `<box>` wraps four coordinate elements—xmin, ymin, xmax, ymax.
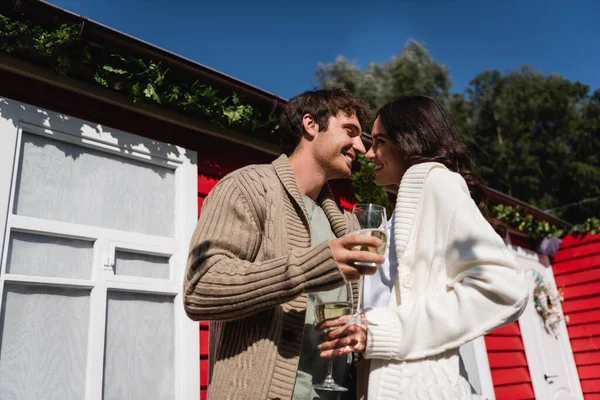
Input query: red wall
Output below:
<box><xmin>554</xmin><ymin>233</ymin><xmax>600</xmax><ymax>400</ymax></box>
<box><xmin>485</xmin><ymin>322</ymin><xmax>535</xmax><ymax>399</ymax></box>
<box><xmin>198</xmin><ymin>174</ymin><xmax>215</xmax><ymax>400</ymax></box>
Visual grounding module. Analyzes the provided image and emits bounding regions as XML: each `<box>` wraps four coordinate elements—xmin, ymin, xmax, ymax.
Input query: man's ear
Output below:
<box><xmin>302</xmin><ymin>113</ymin><xmax>320</xmax><ymax>138</ymax></box>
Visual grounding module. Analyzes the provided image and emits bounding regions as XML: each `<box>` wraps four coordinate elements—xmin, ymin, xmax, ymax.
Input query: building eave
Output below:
<box><xmin>5</xmin><ymin>0</ymin><xmax>288</xmax><ymax>113</ymax></box>
<box><xmin>0</xmin><ymin>53</ymin><xmax>280</xmax><ymax>156</ymax></box>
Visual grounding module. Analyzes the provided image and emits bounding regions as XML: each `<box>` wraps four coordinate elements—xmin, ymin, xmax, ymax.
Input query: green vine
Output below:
<box><xmin>571</xmin><ymin>217</ymin><xmax>600</xmax><ymax>235</ymax></box>
<box><xmin>489</xmin><ymin>204</ymin><xmax>565</xmax><ymax>240</ymax></box>
<box><xmin>0</xmin><ymin>15</ymin><xmax>90</xmax><ymax>74</ymax></box>
<box><xmin>0</xmin><ymin>14</ymin><xmax>279</xmax><ymax>135</ymax></box>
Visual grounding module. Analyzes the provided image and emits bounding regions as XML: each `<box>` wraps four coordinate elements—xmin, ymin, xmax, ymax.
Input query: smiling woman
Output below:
<box><xmin>366</xmin><ymin>120</ymin><xmax>406</xmax><ymax>187</ymax></box>
<box><xmin>317</xmin><ymin>95</ymin><xmax>529</xmax><ymax>400</ymax></box>
<box><xmin>371</xmin><ymin>95</ymin><xmax>486</xmax><ymax>212</ymax></box>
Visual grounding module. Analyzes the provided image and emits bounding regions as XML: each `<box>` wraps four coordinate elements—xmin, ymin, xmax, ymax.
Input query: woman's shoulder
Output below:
<box><xmin>403</xmin><ymin>162</ymin><xmax>467</xmax><ymax>192</ymax></box>
<box><xmin>426</xmin><ymin>167</ymin><xmax>469</xmax><ymax>193</ymax></box>
<box><xmin>420</xmin><ymin>166</ymin><xmax>472</xmax><ymax>214</ymax></box>
<box><xmin>395</xmin><ymin>163</ymin><xmax>472</xmax><ymax>223</ymax></box>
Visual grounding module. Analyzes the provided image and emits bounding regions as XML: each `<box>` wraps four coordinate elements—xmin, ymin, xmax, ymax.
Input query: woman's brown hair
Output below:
<box><xmin>377</xmin><ymin>95</ymin><xmax>486</xmax><ymax>212</ymax></box>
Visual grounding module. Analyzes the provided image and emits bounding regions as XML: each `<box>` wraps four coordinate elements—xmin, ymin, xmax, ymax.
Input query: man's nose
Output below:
<box><xmin>353</xmin><ymin>135</ymin><xmax>366</xmax><ymax>155</ymax></box>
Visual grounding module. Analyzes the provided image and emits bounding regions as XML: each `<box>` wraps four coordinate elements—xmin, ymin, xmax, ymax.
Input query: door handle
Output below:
<box><xmin>544</xmin><ymin>374</ymin><xmax>558</xmax><ymax>382</ymax></box>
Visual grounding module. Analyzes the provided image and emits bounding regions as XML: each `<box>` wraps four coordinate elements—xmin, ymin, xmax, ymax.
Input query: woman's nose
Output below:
<box><xmin>365</xmin><ymin>146</ymin><xmax>375</xmax><ymax>160</ymax></box>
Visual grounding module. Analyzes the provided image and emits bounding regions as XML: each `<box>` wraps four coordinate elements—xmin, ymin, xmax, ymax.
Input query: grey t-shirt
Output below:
<box><xmin>292</xmin><ymin>195</ymin><xmax>351</xmax><ymax>400</ymax></box>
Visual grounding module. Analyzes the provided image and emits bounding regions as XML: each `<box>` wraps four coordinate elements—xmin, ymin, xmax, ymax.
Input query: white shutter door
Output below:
<box><xmin>0</xmin><ymin>97</ymin><xmax>199</xmax><ymax>400</ymax></box>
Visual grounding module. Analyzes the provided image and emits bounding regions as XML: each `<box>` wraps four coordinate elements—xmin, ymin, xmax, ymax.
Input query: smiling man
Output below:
<box><xmin>183</xmin><ymin>89</ymin><xmax>383</xmax><ymax>400</ymax></box>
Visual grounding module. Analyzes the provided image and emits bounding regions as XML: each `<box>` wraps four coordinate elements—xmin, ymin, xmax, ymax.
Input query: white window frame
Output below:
<box><xmin>0</xmin><ymin>97</ymin><xmax>199</xmax><ymax>400</ymax></box>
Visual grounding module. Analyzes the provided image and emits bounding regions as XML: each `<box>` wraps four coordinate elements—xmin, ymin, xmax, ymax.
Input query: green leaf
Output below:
<box><xmin>103</xmin><ymin>65</ymin><xmax>128</xmax><ymax>75</ymax></box>
<box><xmin>351</xmin><ymin>156</ymin><xmax>391</xmax><ymax>213</ymax></box>
<box><xmin>94</xmin><ymin>73</ymin><xmax>109</xmax><ymax>87</ymax></box>
<box><xmin>143</xmin><ymin>83</ymin><xmax>161</xmax><ymax>103</ymax></box>
<box><xmin>110</xmin><ymin>54</ymin><xmax>127</xmax><ymax>62</ymax></box>
<box><xmin>0</xmin><ymin>14</ymin><xmax>294</xmax><ymax>147</ymax></box>
<box><xmin>165</xmin><ymin>86</ymin><xmax>181</xmax><ymax>103</ymax></box>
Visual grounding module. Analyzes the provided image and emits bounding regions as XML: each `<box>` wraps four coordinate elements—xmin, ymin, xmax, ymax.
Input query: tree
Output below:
<box><xmin>467</xmin><ymin>66</ymin><xmax>598</xmax><ymax>222</ymax></box>
<box><xmin>316</xmin><ymin>40</ymin><xmax>452</xmax><ymax>109</ymax></box>
<box><xmin>316</xmin><ymin>44</ymin><xmax>599</xmax><ymax>224</ymax></box>
<box><xmin>560</xmin><ymin>88</ymin><xmax>600</xmax><ymax>222</ymax></box>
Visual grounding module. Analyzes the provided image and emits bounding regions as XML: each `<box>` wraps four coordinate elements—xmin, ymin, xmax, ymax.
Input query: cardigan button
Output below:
<box><xmin>401</xmin><ymin>275</ymin><xmax>412</xmax><ymax>289</ymax></box>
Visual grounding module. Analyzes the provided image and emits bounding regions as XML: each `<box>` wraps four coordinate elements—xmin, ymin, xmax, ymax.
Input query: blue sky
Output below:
<box><xmin>51</xmin><ymin>0</ymin><xmax>599</xmax><ymax>100</ymax></box>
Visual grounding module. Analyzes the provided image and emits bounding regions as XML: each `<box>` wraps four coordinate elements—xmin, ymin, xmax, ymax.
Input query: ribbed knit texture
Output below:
<box><xmin>393</xmin><ymin>163</ymin><xmax>443</xmax><ymax>263</ymax></box>
<box><xmin>184</xmin><ymin>155</ymin><xmax>356</xmax><ymax>400</ymax></box>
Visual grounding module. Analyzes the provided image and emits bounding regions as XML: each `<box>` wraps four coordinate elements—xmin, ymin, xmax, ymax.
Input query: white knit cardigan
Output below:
<box><xmin>364</xmin><ymin>162</ymin><xmax>528</xmax><ymax>400</ymax></box>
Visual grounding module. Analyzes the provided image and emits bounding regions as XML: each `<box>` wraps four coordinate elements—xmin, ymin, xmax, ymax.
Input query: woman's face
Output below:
<box><xmin>365</xmin><ymin>117</ymin><xmax>406</xmax><ymax>186</ymax></box>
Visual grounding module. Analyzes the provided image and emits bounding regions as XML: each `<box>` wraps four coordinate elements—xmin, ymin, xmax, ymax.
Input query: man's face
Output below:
<box><xmin>312</xmin><ymin>112</ymin><xmax>366</xmax><ymax>180</ymax></box>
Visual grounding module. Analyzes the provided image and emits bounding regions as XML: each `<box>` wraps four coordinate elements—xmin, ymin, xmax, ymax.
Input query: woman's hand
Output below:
<box><xmin>315</xmin><ymin>317</ymin><xmax>368</xmax><ymax>358</ymax></box>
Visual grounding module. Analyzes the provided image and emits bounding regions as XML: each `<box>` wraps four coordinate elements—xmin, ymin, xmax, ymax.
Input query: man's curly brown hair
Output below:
<box><xmin>279</xmin><ymin>88</ymin><xmax>372</xmax><ymax>155</ymax></box>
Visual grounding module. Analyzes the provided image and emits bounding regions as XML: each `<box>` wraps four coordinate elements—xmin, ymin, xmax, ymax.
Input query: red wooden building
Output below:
<box><xmin>555</xmin><ymin>234</ymin><xmax>600</xmax><ymax>400</ymax></box>
<box><xmin>0</xmin><ymin>1</ymin><xmax>597</xmax><ymax>399</ymax></box>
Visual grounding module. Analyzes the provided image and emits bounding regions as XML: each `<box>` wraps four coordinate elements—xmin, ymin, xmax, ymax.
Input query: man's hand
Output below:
<box><xmin>315</xmin><ymin>317</ymin><xmax>368</xmax><ymax>358</ymax></box>
<box><xmin>329</xmin><ymin>235</ymin><xmax>385</xmax><ymax>281</ymax></box>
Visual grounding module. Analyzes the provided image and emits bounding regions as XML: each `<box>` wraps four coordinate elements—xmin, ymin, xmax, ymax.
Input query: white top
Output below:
<box><xmin>363</xmin><ymin>162</ymin><xmax>529</xmax><ymax>400</ymax></box>
<box><xmin>363</xmin><ymin>215</ymin><xmax>397</xmax><ymax>310</ymax></box>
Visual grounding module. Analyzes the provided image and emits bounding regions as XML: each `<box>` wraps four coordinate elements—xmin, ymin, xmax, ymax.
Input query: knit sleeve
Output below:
<box><xmin>365</xmin><ymin>189</ymin><xmax>528</xmax><ymax>361</ymax></box>
<box><xmin>183</xmin><ymin>174</ymin><xmax>344</xmax><ymax>322</ymax></box>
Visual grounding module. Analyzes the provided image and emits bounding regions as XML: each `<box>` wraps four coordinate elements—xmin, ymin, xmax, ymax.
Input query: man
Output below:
<box><xmin>184</xmin><ymin>88</ymin><xmax>384</xmax><ymax>400</ymax></box>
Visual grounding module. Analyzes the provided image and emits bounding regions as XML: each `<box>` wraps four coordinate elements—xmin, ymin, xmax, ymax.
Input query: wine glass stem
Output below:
<box><xmin>326</xmin><ymin>358</ymin><xmax>334</xmax><ymax>380</ymax></box>
<box><xmin>357</xmin><ymin>275</ymin><xmax>364</xmax><ymax>315</ymax></box>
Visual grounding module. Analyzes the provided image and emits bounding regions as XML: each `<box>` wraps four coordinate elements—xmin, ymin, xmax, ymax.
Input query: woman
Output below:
<box><xmin>317</xmin><ymin>96</ymin><xmax>528</xmax><ymax>399</ymax></box>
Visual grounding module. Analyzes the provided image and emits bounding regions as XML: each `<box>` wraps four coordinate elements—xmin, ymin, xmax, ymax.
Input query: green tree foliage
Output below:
<box><xmin>316</xmin><ymin>42</ymin><xmax>600</xmax><ymax>225</ymax></box>
<box><xmin>467</xmin><ymin>66</ymin><xmax>598</xmax><ymax>222</ymax></box>
<box><xmin>316</xmin><ymin>40</ymin><xmax>451</xmax><ymax>109</ymax></box>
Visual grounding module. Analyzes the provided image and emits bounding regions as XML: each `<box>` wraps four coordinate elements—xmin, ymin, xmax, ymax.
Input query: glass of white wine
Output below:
<box><xmin>347</xmin><ymin>203</ymin><xmax>387</xmax><ymax>324</ymax></box>
<box><xmin>312</xmin><ymin>293</ymin><xmax>353</xmax><ymax>392</ymax></box>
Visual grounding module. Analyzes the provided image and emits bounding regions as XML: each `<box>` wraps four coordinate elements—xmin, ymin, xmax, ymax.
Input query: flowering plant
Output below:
<box><xmin>533</xmin><ymin>271</ymin><xmax>566</xmax><ymax>336</ymax></box>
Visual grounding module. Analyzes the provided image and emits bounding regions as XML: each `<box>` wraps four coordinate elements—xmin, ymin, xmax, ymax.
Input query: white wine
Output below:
<box><xmin>350</xmin><ymin>228</ymin><xmax>387</xmax><ymax>255</ymax></box>
<box><xmin>314</xmin><ymin>302</ymin><xmax>352</xmax><ymax>323</ymax></box>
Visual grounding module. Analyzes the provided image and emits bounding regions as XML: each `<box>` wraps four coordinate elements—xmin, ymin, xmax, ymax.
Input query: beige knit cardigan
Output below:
<box><xmin>184</xmin><ymin>154</ymin><xmax>358</xmax><ymax>399</ymax></box>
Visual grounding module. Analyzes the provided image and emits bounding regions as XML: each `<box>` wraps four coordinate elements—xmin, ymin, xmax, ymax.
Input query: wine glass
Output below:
<box><xmin>312</xmin><ymin>283</ymin><xmax>354</xmax><ymax>392</ymax></box>
<box><xmin>346</xmin><ymin>203</ymin><xmax>387</xmax><ymax>324</ymax></box>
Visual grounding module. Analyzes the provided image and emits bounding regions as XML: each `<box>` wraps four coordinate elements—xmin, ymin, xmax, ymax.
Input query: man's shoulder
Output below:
<box><xmin>218</xmin><ymin>163</ymin><xmax>278</xmax><ymax>185</ymax></box>
<box><xmin>210</xmin><ymin>163</ymin><xmax>280</xmax><ymax>203</ymax></box>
